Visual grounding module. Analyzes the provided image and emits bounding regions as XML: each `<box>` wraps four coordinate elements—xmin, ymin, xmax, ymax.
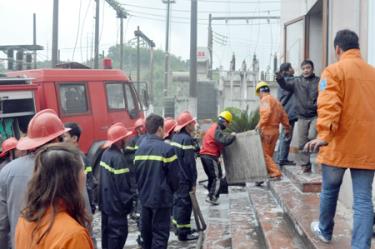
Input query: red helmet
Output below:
<box><xmin>17</xmin><ymin>109</ymin><xmax>70</xmax><ymax>151</ymax></box>
<box><xmin>164</xmin><ymin>118</ymin><xmax>177</xmax><ymax>139</ymax></box>
<box><xmin>0</xmin><ymin>137</ymin><xmax>18</xmax><ymax>157</ymax></box>
<box><xmin>174</xmin><ymin>111</ymin><xmax>196</xmax><ymax>132</ymax></box>
<box><xmin>103</xmin><ymin>122</ymin><xmax>132</xmax><ymax>148</ymax></box>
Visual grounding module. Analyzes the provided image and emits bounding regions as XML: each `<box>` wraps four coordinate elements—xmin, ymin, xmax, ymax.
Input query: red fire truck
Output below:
<box><xmin>0</xmin><ymin>65</ymin><xmax>144</xmax><ymax>164</ymax></box>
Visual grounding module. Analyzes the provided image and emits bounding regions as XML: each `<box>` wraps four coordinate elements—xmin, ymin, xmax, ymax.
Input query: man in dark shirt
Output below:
<box><xmin>276</xmin><ymin>60</ymin><xmax>319</xmax><ymax>173</ymax></box>
<box><xmin>134</xmin><ymin>114</ymin><xmax>179</xmax><ymax>249</ymax></box>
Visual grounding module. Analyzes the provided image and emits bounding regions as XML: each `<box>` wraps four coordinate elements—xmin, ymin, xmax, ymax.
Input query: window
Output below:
<box><xmin>284</xmin><ymin>17</ymin><xmax>305</xmax><ymax>75</ymax></box>
<box><xmin>59</xmin><ymin>84</ymin><xmax>88</xmax><ymax>114</ymax></box>
<box><xmin>124</xmin><ymin>84</ymin><xmax>138</xmax><ymax>113</ymax></box>
<box><xmin>106</xmin><ymin>83</ymin><xmax>125</xmax><ymax>109</ymax></box>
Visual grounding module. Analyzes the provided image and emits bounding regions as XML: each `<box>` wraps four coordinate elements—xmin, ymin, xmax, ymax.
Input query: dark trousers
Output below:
<box><xmin>201</xmin><ymin>155</ymin><xmax>222</xmax><ymax>199</ymax></box>
<box><xmin>277</xmin><ymin>120</ymin><xmax>295</xmax><ymax>164</ymax></box>
<box><xmin>173</xmin><ymin>183</ymin><xmax>193</xmax><ymax>236</ymax></box>
<box><xmin>101</xmin><ymin>212</ymin><xmax>128</xmax><ymax>249</ymax></box>
<box><xmin>141</xmin><ymin>206</ymin><xmax>171</xmax><ymax>249</ymax></box>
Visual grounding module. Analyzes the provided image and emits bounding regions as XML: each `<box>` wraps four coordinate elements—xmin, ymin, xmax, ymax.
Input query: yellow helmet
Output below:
<box><xmin>255</xmin><ymin>81</ymin><xmax>269</xmax><ymax>96</ymax></box>
<box><xmin>219</xmin><ymin>111</ymin><xmax>233</xmax><ymax>123</ymax></box>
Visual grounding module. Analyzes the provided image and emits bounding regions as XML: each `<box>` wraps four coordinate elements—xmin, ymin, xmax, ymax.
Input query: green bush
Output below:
<box><xmin>224</xmin><ymin>107</ymin><xmax>259</xmax><ymax>133</ymax></box>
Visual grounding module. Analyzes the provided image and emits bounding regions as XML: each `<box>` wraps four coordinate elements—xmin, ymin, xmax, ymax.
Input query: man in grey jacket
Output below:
<box><xmin>276</xmin><ymin>62</ymin><xmax>298</xmax><ymax>167</ymax></box>
<box><xmin>276</xmin><ymin>60</ymin><xmax>319</xmax><ymax>173</ymax></box>
<box><xmin>0</xmin><ymin>109</ymin><xmax>94</xmax><ymax>248</ymax></box>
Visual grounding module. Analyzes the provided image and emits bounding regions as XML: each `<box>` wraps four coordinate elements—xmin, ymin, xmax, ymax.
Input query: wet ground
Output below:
<box><xmin>92</xmin><ymin>160</ymin><xmax>218</xmax><ymax>249</ymax></box>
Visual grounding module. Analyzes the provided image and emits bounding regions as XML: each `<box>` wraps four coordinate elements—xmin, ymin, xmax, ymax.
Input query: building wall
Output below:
<box><xmin>308</xmin><ymin>12</ymin><xmax>323</xmax><ymax>75</ymax></box>
<box><xmin>328</xmin><ymin>0</ymin><xmax>368</xmax><ymax>63</ymax></box>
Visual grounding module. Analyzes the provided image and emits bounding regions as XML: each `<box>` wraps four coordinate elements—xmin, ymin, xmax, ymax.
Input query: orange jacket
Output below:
<box><xmin>317</xmin><ymin>49</ymin><xmax>375</xmax><ymax>169</ymax></box>
<box><xmin>15</xmin><ymin>209</ymin><xmax>94</xmax><ymax>249</ymax></box>
<box><xmin>258</xmin><ymin>93</ymin><xmax>290</xmax><ymax>132</ymax></box>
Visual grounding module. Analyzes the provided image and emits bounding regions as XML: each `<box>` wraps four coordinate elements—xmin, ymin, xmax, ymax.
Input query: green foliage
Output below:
<box><xmin>224</xmin><ymin>107</ymin><xmax>260</xmax><ymax>133</ymax></box>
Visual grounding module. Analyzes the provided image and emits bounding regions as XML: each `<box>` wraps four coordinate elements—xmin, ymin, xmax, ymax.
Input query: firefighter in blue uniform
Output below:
<box><xmin>124</xmin><ymin>118</ymin><xmax>146</xmax><ymax>215</ymax></box>
<box><xmin>100</xmin><ymin>122</ymin><xmax>134</xmax><ymax>249</ymax></box>
<box><xmin>134</xmin><ymin>114</ymin><xmax>179</xmax><ymax>249</ymax></box>
<box><xmin>171</xmin><ymin>111</ymin><xmax>199</xmax><ymax>241</ymax></box>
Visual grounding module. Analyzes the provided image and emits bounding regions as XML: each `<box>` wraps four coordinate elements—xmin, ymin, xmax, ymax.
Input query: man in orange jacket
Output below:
<box><xmin>255</xmin><ymin>81</ymin><xmax>290</xmax><ymax>180</ymax></box>
<box><xmin>305</xmin><ymin>30</ymin><xmax>375</xmax><ymax>249</ymax></box>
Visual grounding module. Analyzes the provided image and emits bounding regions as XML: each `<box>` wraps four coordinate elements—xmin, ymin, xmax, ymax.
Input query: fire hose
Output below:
<box><xmin>190</xmin><ymin>191</ymin><xmax>207</xmax><ymax>249</ymax></box>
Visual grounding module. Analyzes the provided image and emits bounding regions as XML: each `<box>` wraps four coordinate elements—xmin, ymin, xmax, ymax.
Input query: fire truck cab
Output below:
<box><xmin>1</xmin><ymin>68</ymin><xmax>143</xmax><ymax>158</ymax></box>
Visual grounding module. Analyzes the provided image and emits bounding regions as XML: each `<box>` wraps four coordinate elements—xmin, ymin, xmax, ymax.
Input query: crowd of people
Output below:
<box><xmin>0</xmin><ymin>29</ymin><xmax>374</xmax><ymax>249</ymax></box>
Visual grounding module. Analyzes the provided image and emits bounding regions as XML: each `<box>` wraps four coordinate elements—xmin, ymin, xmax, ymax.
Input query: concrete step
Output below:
<box><xmin>282</xmin><ymin>165</ymin><xmax>322</xmax><ymax>193</ymax></box>
<box><xmin>248</xmin><ymin>185</ymin><xmax>305</xmax><ymax>249</ymax></box>
<box><xmin>229</xmin><ymin>188</ymin><xmax>266</xmax><ymax>249</ymax></box>
<box><xmin>269</xmin><ymin>178</ymin><xmax>352</xmax><ymax>249</ymax></box>
<box><xmin>202</xmin><ymin>194</ymin><xmax>232</xmax><ymax>249</ymax></box>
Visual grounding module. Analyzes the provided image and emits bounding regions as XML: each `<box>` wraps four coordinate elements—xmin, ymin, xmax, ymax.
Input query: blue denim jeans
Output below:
<box><xmin>277</xmin><ymin>121</ymin><xmax>295</xmax><ymax>164</ymax></box>
<box><xmin>319</xmin><ymin>164</ymin><xmax>374</xmax><ymax>249</ymax></box>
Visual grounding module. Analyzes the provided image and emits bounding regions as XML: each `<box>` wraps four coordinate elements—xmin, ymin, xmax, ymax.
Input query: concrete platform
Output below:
<box><xmin>248</xmin><ymin>185</ymin><xmax>304</xmax><ymax>249</ymax></box>
<box><xmin>282</xmin><ymin>165</ymin><xmax>322</xmax><ymax>193</ymax></box>
<box><xmin>202</xmin><ymin>194</ymin><xmax>232</xmax><ymax>249</ymax></box>
<box><xmin>269</xmin><ymin>178</ymin><xmax>353</xmax><ymax>249</ymax></box>
<box><xmin>229</xmin><ymin>187</ymin><xmax>265</xmax><ymax>249</ymax></box>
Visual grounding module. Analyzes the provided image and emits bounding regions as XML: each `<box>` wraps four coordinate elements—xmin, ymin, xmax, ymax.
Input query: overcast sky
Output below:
<box><xmin>0</xmin><ymin>0</ymin><xmax>280</xmax><ymax>71</ymax></box>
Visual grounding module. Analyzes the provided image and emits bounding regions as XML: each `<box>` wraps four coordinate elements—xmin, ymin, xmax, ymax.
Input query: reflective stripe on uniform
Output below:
<box><xmin>169</xmin><ymin>142</ymin><xmax>195</xmax><ymax>150</ymax></box>
<box><xmin>172</xmin><ymin>218</ymin><xmax>191</xmax><ymax>228</ymax></box>
<box><xmin>134</xmin><ymin>155</ymin><xmax>177</xmax><ymax>163</ymax></box>
<box><xmin>100</xmin><ymin>161</ymin><xmax>129</xmax><ymax>174</ymax></box>
<box><xmin>126</xmin><ymin>146</ymin><xmax>137</xmax><ymax>151</ymax></box>
<box><xmin>84</xmin><ymin>166</ymin><xmax>93</xmax><ymax>174</ymax></box>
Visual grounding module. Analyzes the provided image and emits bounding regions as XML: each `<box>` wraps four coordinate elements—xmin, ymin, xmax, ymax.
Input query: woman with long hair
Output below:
<box><xmin>15</xmin><ymin>143</ymin><xmax>94</xmax><ymax>249</ymax></box>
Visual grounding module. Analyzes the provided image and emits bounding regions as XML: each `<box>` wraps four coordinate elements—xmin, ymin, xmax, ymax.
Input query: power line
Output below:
<box><xmin>128</xmin><ymin>12</ymin><xmax>279</xmax><ymax>26</ymax></box>
<box><xmin>72</xmin><ymin>0</ymin><xmax>83</xmax><ymax>61</ymax></box>
<box><xmin>180</xmin><ymin>0</ymin><xmax>279</xmax><ymax>3</ymax></box>
<box><xmin>120</xmin><ymin>2</ymin><xmax>279</xmax><ymax>14</ymax></box>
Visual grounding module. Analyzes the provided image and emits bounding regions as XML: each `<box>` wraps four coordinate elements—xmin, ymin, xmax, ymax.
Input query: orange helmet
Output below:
<box><xmin>164</xmin><ymin>118</ymin><xmax>177</xmax><ymax>139</ymax></box>
<box><xmin>17</xmin><ymin>109</ymin><xmax>70</xmax><ymax>151</ymax></box>
<box><xmin>0</xmin><ymin>137</ymin><xmax>18</xmax><ymax>157</ymax></box>
<box><xmin>174</xmin><ymin>111</ymin><xmax>196</xmax><ymax>132</ymax></box>
<box><xmin>103</xmin><ymin>122</ymin><xmax>132</xmax><ymax>148</ymax></box>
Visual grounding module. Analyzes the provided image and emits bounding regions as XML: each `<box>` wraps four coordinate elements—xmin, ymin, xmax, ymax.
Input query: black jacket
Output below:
<box><xmin>135</xmin><ymin>134</ymin><xmax>179</xmax><ymax>208</ymax></box>
<box><xmin>277</xmin><ymin>76</ymin><xmax>297</xmax><ymax>122</ymax></box>
<box><xmin>171</xmin><ymin>130</ymin><xmax>197</xmax><ymax>187</ymax></box>
<box><xmin>277</xmin><ymin>74</ymin><xmax>319</xmax><ymax>119</ymax></box>
<box><xmin>99</xmin><ymin>145</ymin><xmax>133</xmax><ymax>215</ymax></box>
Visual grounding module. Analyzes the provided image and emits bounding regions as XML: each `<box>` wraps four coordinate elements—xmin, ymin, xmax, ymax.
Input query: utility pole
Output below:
<box><xmin>105</xmin><ymin>0</ymin><xmax>127</xmax><ymax>69</ymax></box>
<box><xmin>120</xmin><ymin>18</ymin><xmax>124</xmax><ymax>69</ymax></box>
<box><xmin>137</xmin><ymin>26</ymin><xmax>140</xmax><ymax>94</ymax></box>
<box><xmin>51</xmin><ymin>0</ymin><xmax>58</xmax><ymax>68</ymax></box>
<box><xmin>94</xmin><ymin>0</ymin><xmax>100</xmax><ymax>69</ymax></box>
<box><xmin>162</xmin><ymin>0</ymin><xmax>175</xmax><ymax>97</ymax></box>
<box><xmin>134</xmin><ymin>27</ymin><xmax>156</xmax><ymax>103</ymax></box>
<box><xmin>190</xmin><ymin>0</ymin><xmax>197</xmax><ymax>98</ymax></box>
<box><xmin>33</xmin><ymin>13</ymin><xmax>37</xmax><ymax>69</ymax></box>
<box><xmin>208</xmin><ymin>14</ymin><xmax>213</xmax><ymax>79</ymax></box>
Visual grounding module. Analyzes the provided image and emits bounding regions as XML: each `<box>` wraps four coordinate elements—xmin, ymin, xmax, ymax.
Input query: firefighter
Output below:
<box><xmin>134</xmin><ymin>114</ymin><xmax>179</xmax><ymax>249</ymax></box>
<box><xmin>99</xmin><ymin>122</ymin><xmax>133</xmax><ymax>249</ymax></box>
<box><xmin>164</xmin><ymin>117</ymin><xmax>177</xmax><ymax>142</ymax></box>
<box><xmin>63</xmin><ymin>122</ymin><xmax>96</xmax><ymax>214</ymax></box>
<box><xmin>171</xmin><ymin>111</ymin><xmax>199</xmax><ymax>241</ymax></box>
<box><xmin>200</xmin><ymin>111</ymin><xmax>236</xmax><ymax>205</ymax></box>
<box><xmin>0</xmin><ymin>137</ymin><xmax>18</xmax><ymax>171</ymax></box>
<box><xmin>124</xmin><ymin>118</ymin><xmax>146</xmax><ymax>207</ymax></box>
<box><xmin>0</xmin><ymin>109</ymin><xmax>72</xmax><ymax>248</ymax></box>
<box><xmin>255</xmin><ymin>81</ymin><xmax>290</xmax><ymax>180</ymax></box>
